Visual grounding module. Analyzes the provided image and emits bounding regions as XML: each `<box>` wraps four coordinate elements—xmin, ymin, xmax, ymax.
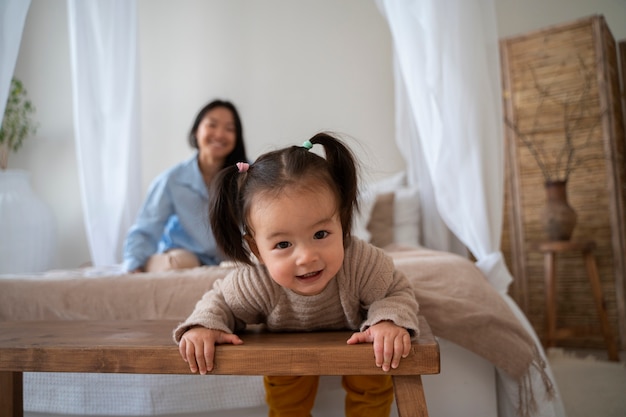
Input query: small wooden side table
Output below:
<box><xmin>537</xmin><ymin>240</ymin><xmax>620</xmax><ymax>361</ymax></box>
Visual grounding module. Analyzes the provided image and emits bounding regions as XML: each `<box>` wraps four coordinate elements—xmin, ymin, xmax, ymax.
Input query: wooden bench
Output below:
<box><xmin>0</xmin><ymin>316</ymin><xmax>440</xmax><ymax>417</ymax></box>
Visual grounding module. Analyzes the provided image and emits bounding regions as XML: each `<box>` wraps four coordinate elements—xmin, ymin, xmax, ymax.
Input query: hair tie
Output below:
<box><xmin>236</xmin><ymin>162</ymin><xmax>249</xmax><ymax>173</ymax></box>
<box><xmin>302</xmin><ymin>140</ymin><xmax>313</xmax><ymax>150</ymax></box>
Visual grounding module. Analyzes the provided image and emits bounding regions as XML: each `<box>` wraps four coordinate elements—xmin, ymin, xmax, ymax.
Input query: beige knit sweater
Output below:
<box><xmin>174</xmin><ymin>238</ymin><xmax>420</xmax><ymax>342</ymax></box>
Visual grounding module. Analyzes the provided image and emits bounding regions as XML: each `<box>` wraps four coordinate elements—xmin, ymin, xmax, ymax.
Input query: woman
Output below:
<box><xmin>123</xmin><ymin>99</ymin><xmax>248</xmax><ymax>272</ymax></box>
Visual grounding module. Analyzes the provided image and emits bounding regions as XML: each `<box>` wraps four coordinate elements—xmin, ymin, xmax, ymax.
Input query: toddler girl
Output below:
<box><xmin>174</xmin><ymin>132</ymin><xmax>420</xmax><ymax>417</ymax></box>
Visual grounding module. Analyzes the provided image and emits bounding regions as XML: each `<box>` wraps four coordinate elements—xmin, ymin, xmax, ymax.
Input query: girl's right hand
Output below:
<box><xmin>178</xmin><ymin>327</ymin><xmax>243</xmax><ymax>374</ymax></box>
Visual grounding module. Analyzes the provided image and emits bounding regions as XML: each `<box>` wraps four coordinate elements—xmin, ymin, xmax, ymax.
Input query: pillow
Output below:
<box><xmin>352</xmin><ymin>189</ymin><xmax>376</xmax><ymax>242</ymax></box>
<box><xmin>366</xmin><ymin>192</ymin><xmax>395</xmax><ymax>248</ymax></box>
<box><xmin>352</xmin><ymin>172</ymin><xmax>421</xmax><ymax>248</ymax></box>
<box><xmin>368</xmin><ymin>171</ymin><xmax>407</xmax><ymax>194</ymax></box>
<box><xmin>392</xmin><ymin>186</ymin><xmax>421</xmax><ymax>247</ymax></box>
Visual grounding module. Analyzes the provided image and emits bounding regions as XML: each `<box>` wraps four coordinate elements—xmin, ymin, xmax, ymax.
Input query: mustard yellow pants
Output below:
<box><xmin>264</xmin><ymin>375</ymin><xmax>393</xmax><ymax>417</ymax></box>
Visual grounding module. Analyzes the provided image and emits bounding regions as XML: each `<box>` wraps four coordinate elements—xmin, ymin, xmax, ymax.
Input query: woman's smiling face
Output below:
<box><xmin>246</xmin><ymin>183</ymin><xmax>344</xmax><ymax>296</ymax></box>
<box><xmin>195</xmin><ymin>106</ymin><xmax>236</xmax><ymax>161</ymax></box>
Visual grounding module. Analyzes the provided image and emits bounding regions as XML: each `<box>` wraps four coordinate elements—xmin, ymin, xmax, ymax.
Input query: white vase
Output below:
<box><xmin>0</xmin><ymin>169</ymin><xmax>57</xmax><ymax>274</ymax></box>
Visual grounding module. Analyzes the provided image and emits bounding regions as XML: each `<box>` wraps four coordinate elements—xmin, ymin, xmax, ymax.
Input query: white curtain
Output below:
<box><xmin>376</xmin><ymin>0</ymin><xmax>565</xmax><ymax>416</ymax></box>
<box><xmin>393</xmin><ymin>58</ymin><xmax>468</xmax><ymax>256</ymax></box>
<box><xmin>0</xmin><ymin>0</ymin><xmax>31</xmax><ymax>121</ymax></box>
<box><xmin>67</xmin><ymin>0</ymin><xmax>141</xmax><ymax>266</ymax></box>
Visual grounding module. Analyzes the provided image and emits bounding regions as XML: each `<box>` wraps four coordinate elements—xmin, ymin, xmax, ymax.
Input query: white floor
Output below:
<box><xmin>547</xmin><ymin>347</ymin><xmax>626</xmax><ymax>417</ymax></box>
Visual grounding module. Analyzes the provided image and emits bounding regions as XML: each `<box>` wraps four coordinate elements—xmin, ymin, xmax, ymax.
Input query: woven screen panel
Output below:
<box><xmin>500</xmin><ymin>15</ymin><xmax>626</xmax><ymax>349</ymax></box>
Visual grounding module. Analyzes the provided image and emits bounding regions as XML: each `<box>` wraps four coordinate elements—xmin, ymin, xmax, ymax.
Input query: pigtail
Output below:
<box><xmin>308</xmin><ymin>132</ymin><xmax>359</xmax><ymax>239</ymax></box>
<box><xmin>209</xmin><ymin>165</ymin><xmax>253</xmax><ymax>264</ymax></box>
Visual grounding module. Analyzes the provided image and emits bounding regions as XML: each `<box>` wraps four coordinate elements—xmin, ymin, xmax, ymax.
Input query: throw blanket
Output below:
<box><xmin>0</xmin><ymin>247</ymin><xmax>553</xmax><ymax>416</ymax></box>
<box><xmin>389</xmin><ymin>247</ymin><xmax>555</xmax><ymax>417</ymax></box>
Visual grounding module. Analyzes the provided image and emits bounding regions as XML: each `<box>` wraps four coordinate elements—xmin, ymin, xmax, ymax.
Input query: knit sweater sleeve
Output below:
<box><xmin>343</xmin><ymin>238</ymin><xmax>421</xmax><ymax>337</ymax></box>
<box><xmin>172</xmin><ymin>266</ymin><xmax>277</xmax><ymax>343</ymax></box>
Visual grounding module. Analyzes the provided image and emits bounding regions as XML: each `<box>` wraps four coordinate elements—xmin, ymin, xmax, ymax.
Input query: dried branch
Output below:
<box><xmin>504</xmin><ymin>118</ymin><xmax>552</xmax><ymax>181</ymax></box>
<box><xmin>504</xmin><ymin>54</ymin><xmax>605</xmax><ymax>183</ymax></box>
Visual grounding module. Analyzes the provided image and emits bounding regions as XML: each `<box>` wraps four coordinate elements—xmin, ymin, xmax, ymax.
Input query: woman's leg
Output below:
<box><xmin>342</xmin><ymin>375</ymin><xmax>394</xmax><ymax>417</ymax></box>
<box><xmin>144</xmin><ymin>249</ymin><xmax>201</xmax><ymax>272</ymax></box>
<box><xmin>264</xmin><ymin>375</ymin><xmax>319</xmax><ymax>417</ymax></box>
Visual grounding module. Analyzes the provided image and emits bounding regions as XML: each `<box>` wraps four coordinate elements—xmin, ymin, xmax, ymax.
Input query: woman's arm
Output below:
<box><xmin>123</xmin><ymin>173</ymin><xmax>175</xmax><ymax>271</ymax></box>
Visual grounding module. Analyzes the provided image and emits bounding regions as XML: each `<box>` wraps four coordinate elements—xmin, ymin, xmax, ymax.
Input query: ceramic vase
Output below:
<box><xmin>0</xmin><ymin>169</ymin><xmax>56</xmax><ymax>274</ymax></box>
<box><xmin>541</xmin><ymin>180</ymin><xmax>577</xmax><ymax>241</ymax></box>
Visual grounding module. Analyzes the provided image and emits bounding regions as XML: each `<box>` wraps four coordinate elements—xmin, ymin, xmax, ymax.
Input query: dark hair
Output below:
<box><xmin>188</xmin><ymin>99</ymin><xmax>247</xmax><ymax>167</ymax></box>
<box><xmin>209</xmin><ymin>132</ymin><xmax>359</xmax><ymax>264</ymax></box>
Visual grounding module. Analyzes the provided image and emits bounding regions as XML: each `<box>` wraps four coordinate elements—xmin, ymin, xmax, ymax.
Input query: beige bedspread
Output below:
<box><xmin>0</xmin><ymin>246</ymin><xmax>551</xmax><ymax>415</ymax></box>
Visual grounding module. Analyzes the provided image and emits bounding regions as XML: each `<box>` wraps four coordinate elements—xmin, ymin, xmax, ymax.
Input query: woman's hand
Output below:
<box><xmin>178</xmin><ymin>327</ymin><xmax>243</xmax><ymax>374</ymax></box>
<box><xmin>346</xmin><ymin>321</ymin><xmax>411</xmax><ymax>372</ymax></box>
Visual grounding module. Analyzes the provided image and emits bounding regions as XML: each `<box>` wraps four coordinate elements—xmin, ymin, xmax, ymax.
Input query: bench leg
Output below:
<box><xmin>392</xmin><ymin>375</ymin><xmax>428</xmax><ymax>417</ymax></box>
<box><xmin>0</xmin><ymin>371</ymin><xmax>23</xmax><ymax>417</ymax></box>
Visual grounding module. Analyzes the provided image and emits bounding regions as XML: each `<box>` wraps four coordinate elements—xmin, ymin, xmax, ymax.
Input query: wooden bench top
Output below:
<box><xmin>1</xmin><ymin>316</ymin><xmax>439</xmax><ymax>417</ymax></box>
<box><xmin>0</xmin><ymin>316</ymin><xmax>440</xmax><ymax>376</ymax></box>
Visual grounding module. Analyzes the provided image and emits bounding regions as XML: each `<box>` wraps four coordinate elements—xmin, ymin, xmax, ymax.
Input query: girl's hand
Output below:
<box><xmin>178</xmin><ymin>327</ymin><xmax>243</xmax><ymax>374</ymax></box>
<box><xmin>346</xmin><ymin>321</ymin><xmax>411</xmax><ymax>372</ymax></box>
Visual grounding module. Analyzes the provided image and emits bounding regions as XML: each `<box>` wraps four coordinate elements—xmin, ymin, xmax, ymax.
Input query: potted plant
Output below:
<box><xmin>0</xmin><ymin>77</ymin><xmax>38</xmax><ymax>170</ymax></box>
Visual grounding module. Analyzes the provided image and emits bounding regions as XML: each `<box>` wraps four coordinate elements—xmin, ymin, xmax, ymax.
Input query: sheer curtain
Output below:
<box><xmin>67</xmin><ymin>0</ymin><xmax>141</xmax><ymax>266</ymax></box>
<box><xmin>0</xmin><ymin>0</ymin><xmax>31</xmax><ymax>120</ymax></box>
<box><xmin>376</xmin><ymin>0</ymin><xmax>565</xmax><ymax>416</ymax></box>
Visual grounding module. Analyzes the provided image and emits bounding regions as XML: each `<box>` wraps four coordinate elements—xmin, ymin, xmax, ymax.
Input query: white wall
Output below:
<box><xmin>10</xmin><ymin>0</ymin><xmax>626</xmax><ymax>268</ymax></box>
<box><xmin>495</xmin><ymin>0</ymin><xmax>626</xmax><ymax>40</ymax></box>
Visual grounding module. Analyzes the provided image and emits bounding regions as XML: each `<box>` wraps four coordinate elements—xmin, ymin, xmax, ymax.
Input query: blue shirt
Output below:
<box><xmin>122</xmin><ymin>153</ymin><xmax>222</xmax><ymax>271</ymax></box>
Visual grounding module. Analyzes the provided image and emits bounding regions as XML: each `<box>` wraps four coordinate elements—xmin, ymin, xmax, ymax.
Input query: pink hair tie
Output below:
<box><xmin>236</xmin><ymin>162</ymin><xmax>250</xmax><ymax>173</ymax></box>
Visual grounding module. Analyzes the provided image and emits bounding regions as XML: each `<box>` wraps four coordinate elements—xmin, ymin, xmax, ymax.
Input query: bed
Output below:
<box><xmin>0</xmin><ymin>174</ymin><xmax>559</xmax><ymax>417</ymax></box>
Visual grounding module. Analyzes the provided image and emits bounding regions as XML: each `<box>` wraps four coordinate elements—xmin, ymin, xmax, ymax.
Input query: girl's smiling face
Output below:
<box><xmin>245</xmin><ymin>183</ymin><xmax>344</xmax><ymax>296</ymax></box>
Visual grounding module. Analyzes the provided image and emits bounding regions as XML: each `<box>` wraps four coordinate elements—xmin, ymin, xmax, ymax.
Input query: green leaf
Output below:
<box><xmin>0</xmin><ymin>77</ymin><xmax>39</xmax><ymax>160</ymax></box>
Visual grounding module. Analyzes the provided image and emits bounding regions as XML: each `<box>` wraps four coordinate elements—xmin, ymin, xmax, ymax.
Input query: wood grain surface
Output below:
<box><xmin>0</xmin><ymin>317</ymin><xmax>439</xmax><ymax>376</ymax></box>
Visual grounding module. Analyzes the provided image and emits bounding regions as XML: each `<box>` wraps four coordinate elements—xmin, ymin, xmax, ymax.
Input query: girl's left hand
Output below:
<box><xmin>346</xmin><ymin>321</ymin><xmax>411</xmax><ymax>372</ymax></box>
